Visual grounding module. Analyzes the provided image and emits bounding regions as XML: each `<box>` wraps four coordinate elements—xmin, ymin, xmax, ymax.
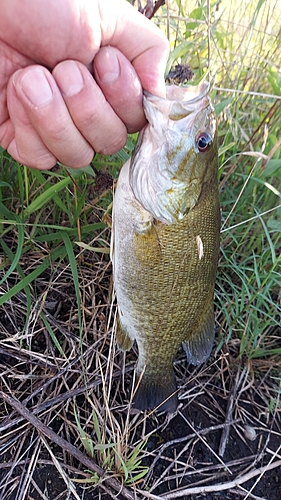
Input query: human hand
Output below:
<box><xmin>0</xmin><ymin>0</ymin><xmax>169</xmax><ymax>169</ymax></box>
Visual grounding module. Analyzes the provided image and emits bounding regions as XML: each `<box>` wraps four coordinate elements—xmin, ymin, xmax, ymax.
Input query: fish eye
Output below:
<box><xmin>195</xmin><ymin>132</ymin><xmax>212</xmax><ymax>153</ymax></box>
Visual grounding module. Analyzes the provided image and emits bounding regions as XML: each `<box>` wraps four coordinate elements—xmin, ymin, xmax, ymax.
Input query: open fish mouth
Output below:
<box><xmin>145</xmin><ymin>81</ymin><xmax>211</xmax><ymax>118</ymax></box>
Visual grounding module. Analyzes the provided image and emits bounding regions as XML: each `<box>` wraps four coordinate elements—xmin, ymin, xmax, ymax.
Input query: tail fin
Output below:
<box><xmin>132</xmin><ymin>372</ymin><xmax>178</xmax><ymax>412</ymax></box>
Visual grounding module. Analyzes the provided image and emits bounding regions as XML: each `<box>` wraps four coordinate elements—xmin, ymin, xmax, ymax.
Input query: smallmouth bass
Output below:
<box><xmin>111</xmin><ymin>82</ymin><xmax>220</xmax><ymax>412</ymax></box>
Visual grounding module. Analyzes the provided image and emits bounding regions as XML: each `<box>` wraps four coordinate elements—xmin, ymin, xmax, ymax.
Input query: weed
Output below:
<box><xmin>74</xmin><ymin>403</ymin><xmax>148</xmax><ymax>485</ymax></box>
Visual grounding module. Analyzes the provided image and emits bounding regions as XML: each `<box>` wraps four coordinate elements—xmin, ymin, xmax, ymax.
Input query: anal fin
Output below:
<box><xmin>183</xmin><ymin>308</ymin><xmax>215</xmax><ymax>366</ymax></box>
<box><xmin>116</xmin><ymin>312</ymin><xmax>134</xmax><ymax>351</ymax></box>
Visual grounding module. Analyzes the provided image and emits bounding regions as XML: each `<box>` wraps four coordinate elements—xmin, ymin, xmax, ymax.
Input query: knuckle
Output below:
<box><xmin>98</xmin><ymin>133</ymin><xmax>127</xmax><ymax>155</ymax></box>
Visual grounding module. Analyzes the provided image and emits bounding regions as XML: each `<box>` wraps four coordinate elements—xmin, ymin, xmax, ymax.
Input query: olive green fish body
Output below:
<box><xmin>111</xmin><ymin>83</ymin><xmax>220</xmax><ymax>411</ymax></box>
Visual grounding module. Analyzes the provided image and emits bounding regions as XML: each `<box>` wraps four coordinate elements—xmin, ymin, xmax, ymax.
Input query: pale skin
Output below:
<box><xmin>0</xmin><ymin>0</ymin><xmax>169</xmax><ymax>169</ymax></box>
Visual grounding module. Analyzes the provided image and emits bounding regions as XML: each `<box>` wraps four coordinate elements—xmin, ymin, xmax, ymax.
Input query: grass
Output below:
<box><xmin>0</xmin><ymin>1</ymin><xmax>281</xmax><ymax>499</ymax></box>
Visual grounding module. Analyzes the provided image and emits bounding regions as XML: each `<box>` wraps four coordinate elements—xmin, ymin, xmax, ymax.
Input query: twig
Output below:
<box><xmin>266</xmin><ymin>446</ymin><xmax>281</xmax><ymax>460</ymax></box>
<box><xmin>40</xmin><ymin>436</ymin><xmax>81</xmax><ymax>500</ymax></box>
<box><xmin>137</xmin><ymin>459</ymin><xmax>281</xmax><ymax>499</ymax></box>
<box><xmin>219</xmin><ymin>98</ymin><xmax>280</xmax><ymax>189</ymax></box>
<box><xmin>179</xmin><ymin>411</ymin><xmax>233</xmax><ymax>474</ymax></box>
<box><xmin>147</xmin><ymin>0</ymin><xmax>165</xmax><ymax>19</ymax></box>
<box><xmin>133</xmin><ymin>0</ymin><xmax>165</xmax><ymax>19</ymax></box>
<box><xmin>229</xmin><ymin>489</ymin><xmax>266</xmax><ymax>500</ymax></box>
<box><xmin>0</xmin><ymin>391</ymin><xmax>139</xmax><ymax>500</ymax></box>
<box><xmin>219</xmin><ymin>367</ymin><xmax>241</xmax><ymax>457</ymax></box>
<box><xmin>145</xmin><ymin>419</ymin><xmax>241</xmax><ymax>488</ymax></box>
<box><xmin>0</xmin><ymin>354</ymin><xmax>133</xmax><ymax>434</ymax></box>
<box><xmin>243</xmin><ymin>444</ymin><xmax>281</xmax><ymax>500</ymax></box>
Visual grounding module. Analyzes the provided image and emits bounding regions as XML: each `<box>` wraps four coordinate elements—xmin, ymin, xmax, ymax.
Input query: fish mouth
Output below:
<box><xmin>144</xmin><ymin>81</ymin><xmax>210</xmax><ymax>102</ymax></box>
<box><xmin>165</xmin><ymin>81</ymin><xmax>210</xmax><ymax>101</ymax></box>
<box><xmin>143</xmin><ymin>81</ymin><xmax>211</xmax><ymax>125</ymax></box>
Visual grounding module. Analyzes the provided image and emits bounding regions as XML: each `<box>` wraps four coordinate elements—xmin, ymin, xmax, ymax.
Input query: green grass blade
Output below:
<box><xmin>60</xmin><ymin>232</ymin><xmax>82</xmax><ymax>338</ymax></box>
<box><xmin>22</xmin><ymin>176</ymin><xmax>72</xmax><ymax>217</ymax></box>
<box><xmin>0</xmin><ymin>246</ymin><xmax>64</xmax><ymax>306</ymax></box>
<box><xmin>0</xmin><ymin>203</ymin><xmax>25</xmax><ymax>286</ymax></box>
<box><xmin>40</xmin><ymin>312</ymin><xmax>66</xmax><ymax>358</ymax></box>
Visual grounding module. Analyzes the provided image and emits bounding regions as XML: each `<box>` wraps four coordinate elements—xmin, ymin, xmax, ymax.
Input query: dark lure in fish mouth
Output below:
<box><xmin>112</xmin><ymin>82</ymin><xmax>220</xmax><ymax>413</ymax></box>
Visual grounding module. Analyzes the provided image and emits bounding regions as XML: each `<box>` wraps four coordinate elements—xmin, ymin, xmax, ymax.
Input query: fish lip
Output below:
<box><xmin>144</xmin><ymin>81</ymin><xmax>210</xmax><ymax>105</ymax></box>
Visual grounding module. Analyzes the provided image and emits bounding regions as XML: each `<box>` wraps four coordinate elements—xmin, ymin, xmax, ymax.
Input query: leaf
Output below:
<box><xmin>66</xmin><ymin>165</ymin><xmax>91</xmax><ymax>175</ymax></box>
<box><xmin>125</xmin><ymin>467</ymin><xmax>149</xmax><ymax>484</ymax></box>
<box><xmin>184</xmin><ymin>7</ymin><xmax>204</xmax><ymax>36</ymax></box>
<box><xmin>173</xmin><ymin>0</ymin><xmax>185</xmax><ymax>17</ymax></box>
<box><xmin>127</xmin><ymin>439</ymin><xmax>147</xmax><ymax>465</ymax></box>
<box><xmin>91</xmin><ymin>408</ymin><xmax>101</xmax><ymax>443</ymax></box>
<box><xmin>40</xmin><ymin>312</ymin><xmax>66</xmax><ymax>358</ymax></box>
<box><xmin>116</xmin><ymin>148</ymin><xmax>130</xmax><ymax>163</ymax></box>
<box><xmin>0</xmin><ymin>203</ymin><xmax>24</xmax><ymax>286</ymax></box>
<box><xmin>267</xmin><ymin>217</ymin><xmax>281</xmax><ymax>230</ymax></box>
<box><xmin>60</xmin><ymin>232</ymin><xmax>82</xmax><ymax>337</ymax></box>
<box><xmin>33</xmin><ymin>223</ymin><xmax>105</xmax><ymax>242</ymax></box>
<box><xmin>261</xmin><ymin>159</ymin><xmax>281</xmax><ymax>178</ymax></box>
<box><xmin>267</xmin><ymin>74</ymin><xmax>281</xmax><ymax>96</ymax></box>
<box><xmin>0</xmin><ymin>237</ymin><xmax>32</xmax><ymax>328</ymax></box>
<box><xmin>0</xmin><ymin>181</ymin><xmax>13</xmax><ymax>190</ymax></box>
<box><xmin>215</xmin><ymin>98</ymin><xmax>233</xmax><ymax>115</ymax></box>
<box><xmin>250</xmin><ymin>0</ymin><xmax>266</xmax><ymax>28</ymax></box>
<box><xmin>240</xmin><ymin>151</ymin><xmax>268</xmax><ymax>160</ymax></box>
<box><xmin>23</xmin><ymin>176</ymin><xmax>72</xmax><ymax>217</ymax></box>
<box><xmin>189</xmin><ymin>7</ymin><xmax>204</xmax><ymax>20</ymax></box>
<box><xmin>113</xmin><ymin>448</ymin><xmax>129</xmax><ymax>481</ymax></box>
<box><xmin>165</xmin><ymin>41</ymin><xmax>193</xmax><ymax>74</ymax></box>
<box><xmin>218</xmin><ymin>142</ymin><xmax>236</xmax><ymax>157</ymax></box>
<box><xmin>94</xmin><ymin>443</ymin><xmax>115</xmax><ymax>451</ymax></box>
<box><xmin>74</xmin><ymin>407</ymin><xmax>95</xmax><ymax>457</ymax></box>
<box><xmin>75</xmin><ymin>241</ymin><xmax>110</xmax><ymax>254</ymax></box>
<box><xmin>0</xmin><ymin>245</ymin><xmax>64</xmax><ymax>306</ymax></box>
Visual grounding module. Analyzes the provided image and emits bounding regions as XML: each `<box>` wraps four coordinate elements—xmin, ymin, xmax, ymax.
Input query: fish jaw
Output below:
<box><xmin>129</xmin><ymin>82</ymin><xmax>216</xmax><ymax>224</ymax></box>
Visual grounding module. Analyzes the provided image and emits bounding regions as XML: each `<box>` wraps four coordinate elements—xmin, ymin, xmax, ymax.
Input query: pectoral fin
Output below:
<box><xmin>116</xmin><ymin>312</ymin><xmax>134</xmax><ymax>351</ymax></box>
<box><xmin>182</xmin><ymin>308</ymin><xmax>215</xmax><ymax>366</ymax></box>
<box><xmin>133</xmin><ymin>222</ymin><xmax>162</xmax><ymax>266</ymax></box>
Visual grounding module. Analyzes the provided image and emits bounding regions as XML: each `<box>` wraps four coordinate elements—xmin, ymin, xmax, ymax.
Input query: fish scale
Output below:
<box><xmin>111</xmin><ymin>83</ymin><xmax>220</xmax><ymax>412</ymax></box>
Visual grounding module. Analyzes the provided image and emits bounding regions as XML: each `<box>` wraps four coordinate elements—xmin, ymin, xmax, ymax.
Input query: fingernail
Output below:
<box><xmin>54</xmin><ymin>61</ymin><xmax>84</xmax><ymax>97</ymax></box>
<box><xmin>95</xmin><ymin>48</ymin><xmax>120</xmax><ymax>83</ymax></box>
<box><xmin>20</xmin><ymin>69</ymin><xmax>53</xmax><ymax>107</ymax></box>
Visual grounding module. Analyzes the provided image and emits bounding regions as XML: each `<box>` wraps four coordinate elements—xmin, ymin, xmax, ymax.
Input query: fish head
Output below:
<box><xmin>129</xmin><ymin>82</ymin><xmax>217</xmax><ymax>223</ymax></box>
